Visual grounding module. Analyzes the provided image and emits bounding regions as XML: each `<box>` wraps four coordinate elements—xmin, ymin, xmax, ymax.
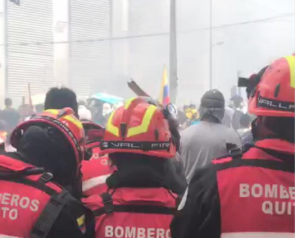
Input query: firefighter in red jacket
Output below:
<box><xmin>171</xmin><ymin>55</ymin><xmax>295</xmax><ymax>238</ymax></box>
<box><xmin>0</xmin><ymin>108</ymin><xmax>94</xmax><ymax>238</ymax></box>
<box><xmin>83</xmin><ymin>97</ymin><xmax>180</xmax><ymax>238</ymax></box>
<box><xmin>81</xmin><ymin>121</ymin><xmax>115</xmax><ymax>197</ymax></box>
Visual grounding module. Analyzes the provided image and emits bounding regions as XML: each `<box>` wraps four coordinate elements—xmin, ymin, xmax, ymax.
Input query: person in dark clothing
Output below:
<box><xmin>237</xmin><ymin>113</ymin><xmax>254</xmax><ymax>146</ymax></box>
<box><xmin>18</xmin><ymin>104</ymin><xmax>34</xmax><ymax>122</ymax></box>
<box><xmin>166</xmin><ymin>156</ymin><xmax>187</xmax><ymax>195</ymax></box>
<box><xmin>230</xmin><ymin>95</ymin><xmax>244</xmax><ymax>130</ymax></box>
<box><xmin>0</xmin><ymin>108</ymin><xmax>95</xmax><ymax>238</ymax></box>
<box><xmin>44</xmin><ymin>87</ymin><xmax>78</xmax><ymax>116</ymax></box>
<box><xmin>239</xmin><ymin>113</ymin><xmax>251</xmax><ymax>129</ymax></box>
<box><xmin>0</xmin><ymin>98</ymin><xmax>20</xmax><ymax>133</ymax></box>
<box><xmin>171</xmin><ymin>55</ymin><xmax>295</xmax><ymax>238</ymax></box>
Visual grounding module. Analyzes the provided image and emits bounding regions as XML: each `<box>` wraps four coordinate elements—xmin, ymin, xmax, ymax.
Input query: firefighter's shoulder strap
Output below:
<box><xmin>94</xmin><ymin>192</ymin><xmax>176</xmax><ymax>217</ymax></box>
<box><xmin>30</xmin><ymin>173</ymin><xmax>71</xmax><ymax>238</ymax></box>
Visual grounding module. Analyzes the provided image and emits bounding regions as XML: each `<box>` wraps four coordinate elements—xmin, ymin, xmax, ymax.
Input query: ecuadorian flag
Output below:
<box><xmin>158</xmin><ymin>65</ymin><xmax>170</xmax><ymax>106</ymax></box>
<box><xmin>77</xmin><ymin>215</ymin><xmax>86</xmax><ymax>234</ymax></box>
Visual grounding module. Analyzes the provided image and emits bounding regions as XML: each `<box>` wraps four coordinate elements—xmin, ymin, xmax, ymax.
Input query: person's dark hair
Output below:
<box><xmin>18</xmin><ymin>126</ymin><xmax>77</xmax><ymax>189</ymax></box>
<box><xmin>4</xmin><ymin>98</ymin><xmax>12</xmax><ymax>107</ymax></box>
<box><xmin>264</xmin><ymin>116</ymin><xmax>295</xmax><ymax>143</ymax></box>
<box><xmin>240</xmin><ymin>113</ymin><xmax>251</xmax><ymax>128</ymax></box>
<box><xmin>44</xmin><ymin>87</ymin><xmax>78</xmax><ymax>116</ymax></box>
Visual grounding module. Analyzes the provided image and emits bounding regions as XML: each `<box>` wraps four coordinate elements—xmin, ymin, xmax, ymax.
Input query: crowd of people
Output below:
<box><xmin>0</xmin><ymin>54</ymin><xmax>293</xmax><ymax>237</ymax></box>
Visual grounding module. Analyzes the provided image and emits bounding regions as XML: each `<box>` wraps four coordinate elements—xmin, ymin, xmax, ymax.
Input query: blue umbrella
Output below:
<box><xmin>91</xmin><ymin>93</ymin><xmax>123</xmax><ymax>105</ymax></box>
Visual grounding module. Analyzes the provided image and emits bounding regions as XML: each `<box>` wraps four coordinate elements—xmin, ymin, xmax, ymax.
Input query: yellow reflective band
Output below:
<box><xmin>124</xmin><ymin>97</ymin><xmax>136</xmax><ymax>109</ymax></box>
<box><xmin>64</xmin><ymin>115</ymin><xmax>83</xmax><ymax>129</ymax></box>
<box><xmin>45</xmin><ymin>109</ymin><xmax>59</xmax><ymax>115</ymax></box>
<box><xmin>127</xmin><ymin>105</ymin><xmax>157</xmax><ymax>137</ymax></box>
<box><xmin>45</xmin><ymin>109</ymin><xmax>83</xmax><ymax>129</ymax></box>
<box><xmin>77</xmin><ymin>215</ymin><xmax>85</xmax><ymax>227</ymax></box>
<box><xmin>106</xmin><ymin>111</ymin><xmax>119</xmax><ymax>137</ymax></box>
<box><xmin>285</xmin><ymin>55</ymin><xmax>295</xmax><ymax>89</ymax></box>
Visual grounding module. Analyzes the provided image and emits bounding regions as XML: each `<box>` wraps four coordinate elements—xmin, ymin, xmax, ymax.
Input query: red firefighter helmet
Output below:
<box><xmin>82</xmin><ymin>121</ymin><xmax>104</xmax><ymax>147</ymax></box>
<box><xmin>81</xmin><ymin>120</ymin><xmax>105</xmax><ymax>160</ymax></box>
<box><xmin>10</xmin><ymin>108</ymin><xmax>86</xmax><ymax>173</ymax></box>
<box><xmin>248</xmin><ymin>55</ymin><xmax>295</xmax><ymax>117</ymax></box>
<box><xmin>100</xmin><ymin>97</ymin><xmax>176</xmax><ymax>158</ymax></box>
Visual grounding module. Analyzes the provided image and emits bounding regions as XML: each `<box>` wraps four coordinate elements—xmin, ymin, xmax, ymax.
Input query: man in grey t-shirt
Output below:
<box><xmin>179</xmin><ymin>89</ymin><xmax>241</xmax><ymax>182</ymax></box>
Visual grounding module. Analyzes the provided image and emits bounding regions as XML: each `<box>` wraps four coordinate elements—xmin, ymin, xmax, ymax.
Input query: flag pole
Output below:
<box><xmin>169</xmin><ymin>0</ymin><xmax>178</xmax><ymax>104</ymax></box>
<box><xmin>28</xmin><ymin>83</ymin><xmax>32</xmax><ymax>107</ymax></box>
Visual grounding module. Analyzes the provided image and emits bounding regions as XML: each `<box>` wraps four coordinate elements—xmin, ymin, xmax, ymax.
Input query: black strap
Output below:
<box><xmin>30</xmin><ymin>190</ymin><xmax>70</xmax><ymax>238</ymax></box>
<box><xmin>94</xmin><ymin>204</ymin><xmax>176</xmax><ymax>217</ymax></box>
<box><xmin>0</xmin><ymin>176</ymin><xmax>57</xmax><ymax>196</ymax></box>
<box><xmin>100</xmin><ymin>192</ymin><xmax>114</xmax><ymax>214</ymax></box>
<box><xmin>0</xmin><ymin>168</ymin><xmax>44</xmax><ymax>179</ymax></box>
<box><xmin>38</xmin><ymin>172</ymin><xmax>53</xmax><ymax>184</ymax></box>
<box><xmin>254</xmin><ymin>146</ymin><xmax>295</xmax><ymax>163</ymax></box>
<box><xmin>216</xmin><ymin>158</ymin><xmax>295</xmax><ymax>173</ymax></box>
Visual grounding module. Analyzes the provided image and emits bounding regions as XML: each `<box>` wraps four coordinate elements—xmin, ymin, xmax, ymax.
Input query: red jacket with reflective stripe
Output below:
<box><xmin>171</xmin><ymin>139</ymin><xmax>295</xmax><ymax>238</ymax></box>
<box><xmin>83</xmin><ymin>188</ymin><xmax>177</xmax><ymax>238</ymax></box>
<box><xmin>82</xmin><ymin>147</ymin><xmax>115</xmax><ymax>197</ymax></box>
<box><xmin>0</xmin><ymin>155</ymin><xmax>62</xmax><ymax>237</ymax></box>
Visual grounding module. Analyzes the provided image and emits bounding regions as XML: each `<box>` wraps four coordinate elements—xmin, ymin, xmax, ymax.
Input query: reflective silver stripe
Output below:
<box><xmin>0</xmin><ymin>235</ymin><xmax>23</xmax><ymax>238</ymax></box>
<box><xmin>82</xmin><ymin>174</ymin><xmax>111</xmax><ymax>192</ymax></box>
<box><xmin>222</xmin><ymin>233</ymin><xmax>295</xmax><ymax>238</ymax></box>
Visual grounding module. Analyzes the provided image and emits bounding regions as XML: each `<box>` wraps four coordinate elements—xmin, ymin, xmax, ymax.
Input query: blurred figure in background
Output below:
<box><xmin>89</xmin><ymin>100</ymin><xmax>106</xmax><ymax>126</ymax></box>
<box><xmin>35</xmin><ymin>104</ymin><xmax>44</xmax><ymax>113</ymax></box>
<box><xmin>18</xmin><ymin>104</ymin><xmax>34</xmax><ymax>122</ymax></box>
<box><xmin>0</xmin><ymin>120</ymin><xmax>7</xmax><ymax>144</ymax></box>
<box><xmin>0</xmin><ymin>98</ymin><xmax>20</xmax><ymax>133</ymax></box>
<box><xmin>222</xmin><ymin>105</ymin><xmax>234</xmax><ymax>128</ymax></box>
<box><xmin>176</xmin><ymin>106</ymin><xmax>187</xmax><ymax>126</ymax></box>
<box><xmin>230</xmin><ymin>95</ymin><xmax>244</xmax><ymax>130</ymax></box>
<box><xmin>180</xmin><ymin>89</ymin><xmax>241</xmax><ymax>182</ymax></box>
<box><xmin>237</xmin><ymin>113</ymin><xmax>253</xmax><ymax>146</ymax></box>
<box><xmin>79</xmin><ymin>101</ymin><xmax>92</xmax><ymax>121</ymax></box>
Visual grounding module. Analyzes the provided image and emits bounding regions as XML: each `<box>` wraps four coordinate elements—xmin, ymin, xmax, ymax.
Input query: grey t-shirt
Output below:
<box><xmin>179</xmin><ymin>121</ymin><xmax>241</xmax><ymax>182</ymax></box>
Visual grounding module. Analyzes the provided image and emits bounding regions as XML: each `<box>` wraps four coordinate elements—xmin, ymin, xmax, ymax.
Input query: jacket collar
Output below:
<box><xmin>0</xmin><ymin>153</ymin><xmax>34</xmax><ymax>172</ymax></box>
<box><xmin>255</xmin><ymin>139</ymin><xmax>294</xmax><ymax>155</ymax></box>
<box><xmin>243</xmin><ymin>138</ymin><xmax>294</xmax><ymax>162</ymax></box>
